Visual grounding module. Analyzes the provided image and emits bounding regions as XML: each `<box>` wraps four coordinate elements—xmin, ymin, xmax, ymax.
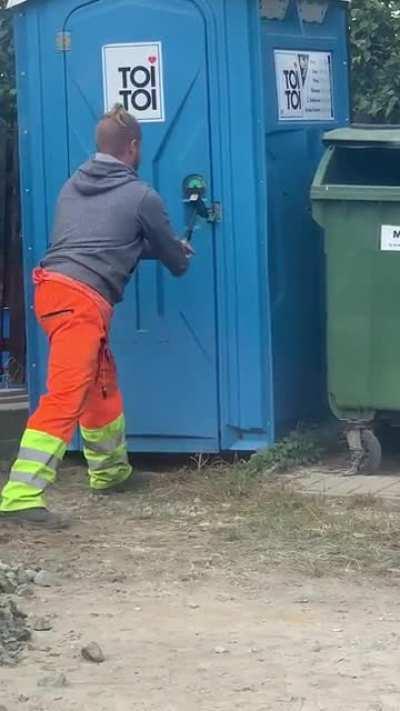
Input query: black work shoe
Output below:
<box><xmin>0</xmin><ymin>508</ymin><xmax>70</xmax><ymax>530</ymax></box>
<box><xmin>91</xmin><ymin>472</ymin><xmax>149</xmax><ymax>496</ymax></box>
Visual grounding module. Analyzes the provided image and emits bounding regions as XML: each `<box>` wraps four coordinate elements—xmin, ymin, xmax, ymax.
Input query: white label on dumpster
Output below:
<box><xmin>102</xmin><ymin>42</ymin><xmax>165</xmax><ymax>122</ymax></box>
<box><xmin>381</xmin><ymin>225</ymin><xmax>400</xmax><ymax>251</ymax></box>
<box><xmin>274</xmin><ymin>50</ymin><xmax>334</xmax><ymax>121</ymax></box>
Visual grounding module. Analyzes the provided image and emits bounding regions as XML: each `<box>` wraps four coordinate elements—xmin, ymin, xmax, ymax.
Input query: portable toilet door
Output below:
<box><xmin>10</xmin><ymin>0</ymin><xmax>274</xmax><ymax>453</ymax></box>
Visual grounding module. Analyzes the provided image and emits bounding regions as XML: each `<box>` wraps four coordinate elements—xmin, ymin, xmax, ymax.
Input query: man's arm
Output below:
<box><xmin>140</xmin><ymin>238</ymin><xmax>157</xmax><ymax>260</ymax></box>
<box><xmin>138</xmin><ymin>189</ymin><xmax>190</xmax><ymax>276</ymax></box>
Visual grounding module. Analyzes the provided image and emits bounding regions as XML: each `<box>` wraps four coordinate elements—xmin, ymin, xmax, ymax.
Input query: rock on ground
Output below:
<box><xmin>37</xmin><ymin>672</ymin><xmax>68</xmax><ymax>689</ymax></box>
<box><xmin>0</xmin><ymin>561</ymin><xmax>37</xmax><ymax>665</ymax></box>
<box><xmin>0</xmin><ymin>597</ymin><xmax>31</xmax><ymax>666</ymax></box>
<box><xmin>33</xmin><ymin>570</ymin><xmax>59</xmax><ymax>588</ymax></box>
<box><xmin>31</xmin><ymin>615</ymin><xmax>52</xmax><ymax>632</ymax></box>
<box><xmin>81</xmin><ymin>642</ymin><xmax>105</xmax><ymax>664</ymax></box>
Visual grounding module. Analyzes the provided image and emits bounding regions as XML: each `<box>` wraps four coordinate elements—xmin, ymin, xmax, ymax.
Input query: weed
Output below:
<box><xmin>247</xmin><ymin>430</ymin><xmax>323</xmax><ymax>474</ymax></box>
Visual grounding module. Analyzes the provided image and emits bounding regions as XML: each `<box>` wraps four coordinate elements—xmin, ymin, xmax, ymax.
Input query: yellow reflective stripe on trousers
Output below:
<box><xmin>9</xmin><ymin>429</ymin><xmax>66</xmax><ymax>490</ymax></box>
<box><xmin>0</xmin><ymin>480</ymin><xmax>47</xmax><ymax>512</ymax></box>
<box><xmin>20</xmin><ymin>429</ymin><xmax>67</xmax><ymax>458</ymax></box>
<box><xmin>82</xmin><ymin>434</ymin><xmax>123</xmax><ymax>454</ymax></box>
<box><xmin>10</xmin><ymin>460</ymin><xmax>57</xmax><ymax>489</ymax></box>
<box><xmin>18</xmin><ymin>447</ymin><xmax>61</xmax><ymax>470</ymax></box>
<box><xmin>84</xmin><ymin>444</ymin><xmax>129</xmax><ymax>472</ymax></box>
<box><xmin>80</xmin><ymin>414</ymin><xmax>125</xmax><ymax>454</ymax></box>
<box><xmin>9</xmin><ymin>471</ymin><xmax>49</xmax><ymax>490</ymax></box>
<box><xmin>80</xmin><ymin>414</ymin><xmax>132</xmax><ymax>490</ymax></box>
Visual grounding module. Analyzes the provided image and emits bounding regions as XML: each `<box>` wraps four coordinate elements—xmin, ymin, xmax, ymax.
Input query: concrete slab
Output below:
<box><xmin>302</xmin><ymin>478</ymin><xmax>364</xmax><ymax>497</ymax></box>
<box><xmin>300</xmin><ymin>475</ymin><xmax>349</xmax><ymax>493</ymax></box>
<box><xmin>294</xmin><ymin>467</ymin><xmax>400</xmax><ymax>501</ymax></box>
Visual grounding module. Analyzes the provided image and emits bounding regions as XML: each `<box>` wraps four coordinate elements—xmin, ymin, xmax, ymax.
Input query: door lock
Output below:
<box><xmin>182</xmin><ymin>174</ymin><xmax>221</xmax><ymax>241</ymax></box>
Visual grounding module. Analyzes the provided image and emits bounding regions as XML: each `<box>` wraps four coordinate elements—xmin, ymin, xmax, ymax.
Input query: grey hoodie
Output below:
<box><xmin>41</xmin><ymin>157</ymin><xmax>188</xmax><ymax>304</ymax></box>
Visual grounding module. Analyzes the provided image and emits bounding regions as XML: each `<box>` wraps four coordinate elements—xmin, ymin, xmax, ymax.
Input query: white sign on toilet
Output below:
<box><xmin>102</xmin><ymin>42</ymin><xmax>165</xmax><ymax>123</ymax></box>
<box><xmin>274</xmin><ymin>49</ymin><xmax>334</xmax><ymax>122</ymax></box>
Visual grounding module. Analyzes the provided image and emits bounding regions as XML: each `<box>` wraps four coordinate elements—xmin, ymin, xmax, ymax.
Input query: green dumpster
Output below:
<box><xmin>311</xmin><ymin>125</ymin><xmax>400</xmax><ymax>473</ymax></box>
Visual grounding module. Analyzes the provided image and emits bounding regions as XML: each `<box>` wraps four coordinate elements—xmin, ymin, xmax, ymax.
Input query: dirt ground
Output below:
<box><xmin>1</xmin><ymin>458</ymin><xmax>400</xmax><ymax>711</ymax></box>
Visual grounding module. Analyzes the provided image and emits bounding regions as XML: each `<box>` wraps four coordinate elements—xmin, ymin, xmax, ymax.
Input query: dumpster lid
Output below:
<box><xmin>5</xmin><ymin>0</ymin><xmax>352</xmax><ymax>8</ymax></box>
<box><xmin>324</xmin><ymin>125</ymin><xmax>400</xmax><ymax>148</ymax></box>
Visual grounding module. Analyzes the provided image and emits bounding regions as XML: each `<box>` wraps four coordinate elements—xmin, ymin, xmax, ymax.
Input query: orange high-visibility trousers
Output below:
<box><xmin>0</xmin><ymin>273</ymin><xmax>132</xmax><ymax>512</ymax></box>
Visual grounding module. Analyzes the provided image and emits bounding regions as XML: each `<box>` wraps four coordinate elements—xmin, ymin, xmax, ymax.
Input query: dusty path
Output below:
<box><xmin>0</xmin><ymin>460</ymin><xmax>399</xmax><ymax>711</ymax></box>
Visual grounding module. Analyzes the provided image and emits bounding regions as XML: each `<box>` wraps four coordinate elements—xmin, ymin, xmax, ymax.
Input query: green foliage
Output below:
<box><xmin>0</xmin><ymin>0</ymin><xmax>16</xmax><ymax>126</ymax></box>
<box><xmin>247</xmin><ymin>430</ymin><xmax>323</xmax><ymax>475</ymax></box>
<box><xmin>350</xmin><ymin>0</ymin><xmax>400</xmax><ymax>124</ymax></box>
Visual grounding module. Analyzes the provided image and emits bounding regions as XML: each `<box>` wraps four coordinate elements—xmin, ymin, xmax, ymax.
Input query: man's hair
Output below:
<box><xmin>96</xmin><ymin>104</ymin><xmax>142</xmax><ymax>157</ymax></box>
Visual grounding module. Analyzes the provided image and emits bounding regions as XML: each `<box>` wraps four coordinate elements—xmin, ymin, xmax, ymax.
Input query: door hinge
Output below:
<box><xmin>207</xmin><ymin>202</ymin><xmax>222</xmax><ymax>224</ymax></box>
<box><xmin>56</xmin><ymin>32</ymin><xmax>71</xmax><ymax>52</ymax></box>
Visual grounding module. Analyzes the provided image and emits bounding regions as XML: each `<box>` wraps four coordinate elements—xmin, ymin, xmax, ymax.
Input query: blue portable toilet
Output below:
<box><xmin>8</xmin><ymin>0</ymin><xmax>350</xmax><ymax>453</ymax></box>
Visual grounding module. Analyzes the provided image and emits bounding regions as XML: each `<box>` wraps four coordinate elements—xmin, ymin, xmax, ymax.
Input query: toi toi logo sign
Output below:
<box><xmin>103</xmin><ymin>42</ymin><xmax>165</xmax><ymax>123</ymax></box>
<box><xmin>282</xmin><ymin>69</ymin><xmax>302</xmax><ymax>111</ymax></box>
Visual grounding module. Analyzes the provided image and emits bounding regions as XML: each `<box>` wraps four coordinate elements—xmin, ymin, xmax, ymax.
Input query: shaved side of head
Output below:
<box><xmin>96</xmin><ymin>104</ymin><xmax>142</xmax><ymax>160</ymax></box>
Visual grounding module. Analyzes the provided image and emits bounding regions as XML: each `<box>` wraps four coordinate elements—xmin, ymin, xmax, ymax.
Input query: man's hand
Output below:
<box><xmin>181</xmin><ymin>240</ymin><xmax>196</xmax><ymax>257</ymax></box>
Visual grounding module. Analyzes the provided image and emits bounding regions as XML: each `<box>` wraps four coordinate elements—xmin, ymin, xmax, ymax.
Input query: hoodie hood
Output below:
<box><xmin>72</xmin><ymin>159</ymin><xmax>137</xmax><ymax>196</ymax></box>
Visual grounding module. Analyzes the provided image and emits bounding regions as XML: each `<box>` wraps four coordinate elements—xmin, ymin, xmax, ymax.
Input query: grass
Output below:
<box><xmin>55</xmin><ymin>438</ymin><xmax>400</xmax><ymax>580</ymax></box>
<box><xmin>246</xmin><ymin>488</ymin><xmax>400</xmax><ymax>576</ymax></box>
<box><xmin>128</xmin><ymin>462</ymin><xmax>400</xmax><ymax>578</ymax></box>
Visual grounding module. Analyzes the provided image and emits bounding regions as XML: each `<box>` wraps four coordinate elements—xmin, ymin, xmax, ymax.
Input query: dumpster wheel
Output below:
<box><xmin>346</xmin><ymin>428</ymin><xmax>382</xmax><ymax>475</ymax></box>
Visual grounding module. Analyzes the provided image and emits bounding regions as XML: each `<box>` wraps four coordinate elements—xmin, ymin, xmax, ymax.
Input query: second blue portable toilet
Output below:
<box><xmin>8</xmin><ymin>0</ymin><xmax>350</xmax><ymax>453</ymax></box>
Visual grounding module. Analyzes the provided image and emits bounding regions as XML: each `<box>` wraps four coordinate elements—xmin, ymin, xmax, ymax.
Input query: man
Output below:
<box><xmin>0</xmin><ymin>104</ymin><xmax>193</xmax><ymax>529</ymax></box>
